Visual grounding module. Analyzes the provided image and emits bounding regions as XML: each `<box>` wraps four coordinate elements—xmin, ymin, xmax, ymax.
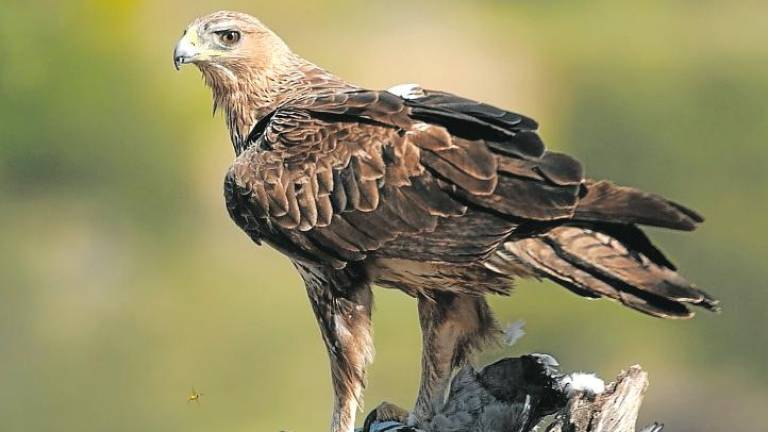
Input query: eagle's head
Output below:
<box><xmin>174</xmin><ymin>11</ymin><xmax>304</xmax><ymax>143</ymax></box>
<box><xmin>173</xmin><ymin>11</ymin><xmax>291</xmax><ymax>75</ymax></box>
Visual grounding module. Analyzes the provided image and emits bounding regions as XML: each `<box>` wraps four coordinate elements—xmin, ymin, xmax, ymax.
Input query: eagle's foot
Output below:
<box><xmin>362</xmin><ymin>401</ymin><xmax>411</xmax><ymax>432</ymax></box>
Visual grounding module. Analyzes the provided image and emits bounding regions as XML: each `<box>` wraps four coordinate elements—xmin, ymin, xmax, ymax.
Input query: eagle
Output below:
<box><xmin>173</xmin><ymin>11</ymin><xmax>719</xmax><ymax>432</ymax></box>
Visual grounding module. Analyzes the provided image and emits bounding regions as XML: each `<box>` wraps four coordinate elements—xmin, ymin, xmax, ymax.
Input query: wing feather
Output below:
<box><xmin>225</xmin><ymin>87</ymin><xmax>707</xmax><ymax>281</ymax></box>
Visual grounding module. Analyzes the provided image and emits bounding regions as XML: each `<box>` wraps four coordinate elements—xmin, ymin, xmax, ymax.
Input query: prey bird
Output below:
<box><xmin>173</xmin><ymin>11</ymin><xmax>719</xmax><ymax>432</ymax></box>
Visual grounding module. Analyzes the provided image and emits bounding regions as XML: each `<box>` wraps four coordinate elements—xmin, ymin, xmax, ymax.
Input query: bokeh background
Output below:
<box><xmin>2</xmin><ymin>1</ymin><xmax>766</xmax><ymax>431</ymax></box>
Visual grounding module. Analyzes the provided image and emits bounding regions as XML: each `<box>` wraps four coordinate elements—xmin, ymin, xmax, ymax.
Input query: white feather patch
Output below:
<box><xmin>387</xmin><ymin>83</ymin><xmax>426</xmax><ymax>100</ymax></box>
<box><xmin>502</xmin><ymin>320</ymin><xmax>526</xmax><ymax>346</ymax></box>
<box><xmin>561</xmin><ymin>372</ymin><xmax>606</xmax><ymax>397</ymax></box>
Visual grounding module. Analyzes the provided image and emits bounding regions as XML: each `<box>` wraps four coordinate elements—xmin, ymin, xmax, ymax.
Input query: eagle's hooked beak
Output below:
<box><xmin>173</xmin><ymin>32</ymin><xmax>199</xmax><ymax>71</ymax></box>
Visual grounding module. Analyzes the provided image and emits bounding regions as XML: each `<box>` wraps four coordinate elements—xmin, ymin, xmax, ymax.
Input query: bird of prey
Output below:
<box><xmin>173</xmin><ymin>11</ymin><xmax>719</xmax><ymax>432</ymax></box>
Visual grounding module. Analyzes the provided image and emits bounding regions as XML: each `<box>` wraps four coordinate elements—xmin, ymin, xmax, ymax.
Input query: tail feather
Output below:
<box><xmin>491</xmin><ymin>224</ymin><xmax>719</xmax><ymax>319</ymax></box>
<box><xmin>575</xmin><ymin>180</ymin><xmax>704</xmax><ymax>231</ymax></box>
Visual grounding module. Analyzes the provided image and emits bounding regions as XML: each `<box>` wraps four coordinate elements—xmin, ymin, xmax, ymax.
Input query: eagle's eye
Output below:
<box><xmin>215</xmin><ymin>30</ymin><xmax>241</xmax><ymax>46</ymax></box>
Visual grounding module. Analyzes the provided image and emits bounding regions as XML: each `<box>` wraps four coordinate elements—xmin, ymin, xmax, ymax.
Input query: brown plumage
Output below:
<box><xmin>174</xmin><ymin>11</ymin><xmax>719</xmax><ymax>432</ymax></box>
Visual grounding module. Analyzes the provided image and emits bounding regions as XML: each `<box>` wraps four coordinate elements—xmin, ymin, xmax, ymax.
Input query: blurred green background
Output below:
<box><xmin>1</xmin><ymin>1</ymin><xmax>766</xmax><ymax>431</ymax></box>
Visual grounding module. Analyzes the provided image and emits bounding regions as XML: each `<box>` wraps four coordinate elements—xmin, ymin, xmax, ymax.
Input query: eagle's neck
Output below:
<box><xmin>201</xmin><ymin>52</ymin><xmax>350</xmax><ymax>155</ymax></box>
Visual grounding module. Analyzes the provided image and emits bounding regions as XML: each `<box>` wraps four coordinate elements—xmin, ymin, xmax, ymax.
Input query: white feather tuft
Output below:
<box><xmin>502</xmin><ymin>320</ymin><xmax>526</xmax><ymax>346</ymax></box>
<box><xmin>562</xmin><ymin>372</ymin><xmax>606</xmax><ymax>397</ymax></box>
<box><xmin>387</xmin><ymin>83</ymin><xmax>426</xmax><ymax>100</ymax></box>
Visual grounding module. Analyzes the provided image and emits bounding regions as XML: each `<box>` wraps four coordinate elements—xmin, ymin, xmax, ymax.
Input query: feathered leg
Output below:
<box><xmin>296</xmin><ymin>263</ymin><xmax>374</xmax><ymax>432</ymax></box>
<box><xmin>413</xmin><ymin>292</ymin><xmax>499</xmax><ymax>426</ymax></box>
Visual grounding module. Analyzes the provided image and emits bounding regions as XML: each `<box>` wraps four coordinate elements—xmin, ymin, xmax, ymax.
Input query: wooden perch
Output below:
<box><xmin>361</xmin><ymin>354</ymin><xmax>662</xmax><ymax>432</ymax></box>
<box><xmin>547</xmin><ymin>365</ymin><xmax>655</xmax><ymax>432</ymax></box>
